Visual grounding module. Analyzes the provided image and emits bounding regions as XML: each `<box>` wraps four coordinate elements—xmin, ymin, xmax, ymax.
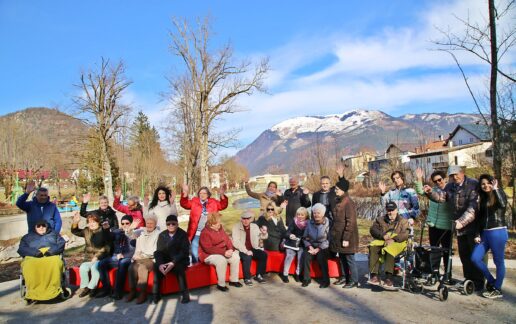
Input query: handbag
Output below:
<box><xmin>283</xmin><ymin>237</ymin><xmax>301</xmax><ymax>251</ymax></box>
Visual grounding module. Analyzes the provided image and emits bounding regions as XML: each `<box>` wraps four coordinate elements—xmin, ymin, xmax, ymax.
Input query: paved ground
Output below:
<box><xmin>0</xmin><ymin>260</ymin><xmax>515</xmax><ymax>324</ymax></box>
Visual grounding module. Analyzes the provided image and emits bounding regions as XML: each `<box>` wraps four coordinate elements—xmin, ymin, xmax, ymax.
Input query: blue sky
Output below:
<box><xmin>1</xmin><ymin>0</ymin><xmax>513</xmax><ymax>155</ymax></box>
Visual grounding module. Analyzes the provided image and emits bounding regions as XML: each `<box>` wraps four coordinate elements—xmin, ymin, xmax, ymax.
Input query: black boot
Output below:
<box><xmin>181</xmin><ymin>291</ymin><xmax>190</xmax><ymax>304</ymax></box>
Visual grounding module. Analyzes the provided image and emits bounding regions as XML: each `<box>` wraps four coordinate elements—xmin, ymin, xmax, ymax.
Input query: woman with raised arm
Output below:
<box><xmin>244</xmin><ymin>179</ymin><xmax>283</xmax><ymax>216</ymax></box>
<box><xmin>145</xmin><ymin>185</ymin><xmax>178</xmax><ymax>230</ymax></box>
<box><xmin>113</xmin><ymin>188</ymin><xmax>145</xmax><ymax>228</ymax></box>
<box><xmin>180</xmin><ymin>184</ymin><xmax>228</xmax><ymax>263</ymax></box>
<box><xmin>80</xmin><ymin>193</ymin><xmax>119</xmax><ymax>229</ymax></box>
<box><xmin>471</xmin><ymin>175</ymin><xmax>508</xmax><ymax>299</ymax></box>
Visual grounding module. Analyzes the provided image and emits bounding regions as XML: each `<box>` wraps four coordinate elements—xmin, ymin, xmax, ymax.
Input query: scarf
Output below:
<box><xmin>295</xmin><ymin>217</ymin><xmax>308</xmax><ymax>230</ymax></box>
<box><xmin>264</xmin><ymin>190</ymin><xmax>276</xmax><ymax>198</ymax></box>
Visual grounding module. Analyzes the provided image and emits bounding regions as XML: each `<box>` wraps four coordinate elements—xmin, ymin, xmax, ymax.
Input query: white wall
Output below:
<box><xmin>450</xmin><ymin>128</ymin><xmax>480</xmax><ymax>147</ymax></box>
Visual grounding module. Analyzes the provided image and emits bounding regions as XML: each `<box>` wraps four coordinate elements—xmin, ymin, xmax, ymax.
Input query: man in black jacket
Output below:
<box><xmin>311</xmin><ymin>176</ymin><xmax>337</xmax><ymax>225</ymax></box>
<box><xmin>153</xmin><ymin>215</ymin><xmax>191</xmax><ymax>304</ymax></box>
<box><xmin>279</xmin><ymin>176</ymin><xmax>311</xmax><ymax>226</ymax></box>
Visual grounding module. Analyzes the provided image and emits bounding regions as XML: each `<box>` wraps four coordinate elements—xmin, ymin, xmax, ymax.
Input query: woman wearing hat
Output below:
<box><xmin>368</xmin><ymin>201</ymin><xmax>409</xmax><ymax>290</ymax></box>
<box><xmin>153</xmin><ymin>214</ymin><xmax>191</xmax><ymax>304</ymax></box>
<box><xmin>330</xmin><ymin>177</ymin><xmax>359</xmax><ymax>288</ymax></box>
<box><xmin>232</xmin><ymin>210</ymin><xmax>269</xmax><ymax>285</ymax></box>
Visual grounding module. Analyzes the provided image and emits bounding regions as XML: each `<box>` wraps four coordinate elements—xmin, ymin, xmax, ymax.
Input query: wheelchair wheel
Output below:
<box><xmin>60</xmin><ymin>287</ymin><xmax>72</xmax><ymax>300</ymax></box>
<box><xmin>438</xmin><ymin>285</ymin><xmax>448</xmax><ymax>301</ymax></box>
<box><xmin>463</xmin><ymin>280</ymin><xmax>475</xmax><ymax>295</ymax></box>
<box><xmin>19</xmin><ymin>275</ymin><xmax>26</xmax><ymax>299</ymax></box>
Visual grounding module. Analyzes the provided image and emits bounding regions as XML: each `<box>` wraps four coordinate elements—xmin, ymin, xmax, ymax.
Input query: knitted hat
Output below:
<box><xmin>166</xmin><ymin>215</ymin><xmax>178</xmax><ymax>223</ymax></box>
<box><xmin>121</xmin><ymin>215</ymin><xmax>133</xmax><ymax>223</ymax></box>
<box><xmin>335</xmin><ymin>177</ymin><xmax>350</xmax><ymax>192</ymax></box>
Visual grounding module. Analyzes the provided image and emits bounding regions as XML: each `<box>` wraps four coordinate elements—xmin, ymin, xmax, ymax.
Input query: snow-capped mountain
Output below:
<box><xmin>235</xmin><ymin>109</ymin><xmax>481</xmax><ymax>175</ymax></box>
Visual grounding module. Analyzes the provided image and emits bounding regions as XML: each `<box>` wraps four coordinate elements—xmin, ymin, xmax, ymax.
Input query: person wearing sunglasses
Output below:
<box><xmin>18</xmin><ymin>220</ymin><xmax>66</xmax><ymax>302</ymax></box>
<box><xmin>153</xmin><ymin>215</ymin><xmax>191</xmax><ymax>304</ymax></box>
<box><xmin>414</xmin><ymin>168</ymin><xmax>453</xmax><ymax>280</ymax></box>
<box><xmin>96</xmin><ymin>215</ymin><xmax>137</xmax><ymax>299</ymax></box>
<box><xmin>256</xmin><ymin>202</ymin><xmax>287</xmax><ymax>251</ymax></box>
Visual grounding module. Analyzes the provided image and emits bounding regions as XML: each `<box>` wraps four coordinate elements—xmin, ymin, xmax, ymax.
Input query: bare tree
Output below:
<box><xmin>167</xmin><ymin>16</ymin><xmax>269</xmax><ymax>188</ymax></box>
<box><xmin>434</xmin><ymin>0</ymin><xmax>516</xmax><ymax>183</ymax></box>
<box><xmin>73</xmin><ymin>58</ymin><xmax>132</xmax><ymax>201</ymax></box>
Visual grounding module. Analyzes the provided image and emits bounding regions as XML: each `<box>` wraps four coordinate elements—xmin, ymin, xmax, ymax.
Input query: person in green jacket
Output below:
<box><xmin>415</xmin><ymin>168</ymin><xmax>454</xmax><ymax>279</ymax></box>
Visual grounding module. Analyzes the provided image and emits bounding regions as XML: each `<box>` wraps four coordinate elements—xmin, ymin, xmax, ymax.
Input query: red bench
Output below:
<box><xmin>68</xmin><ymin>251</ymin><xmax>343</xmax><ymax>294</ymax></box>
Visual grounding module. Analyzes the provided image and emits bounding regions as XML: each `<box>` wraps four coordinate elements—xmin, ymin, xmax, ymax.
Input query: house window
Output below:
<box><xmin>454</xmin><ymin>156</ymin><xmax>459</xmax><ymax>165</ymax></box>
<box><xmin>470</xmin><ymin>137</ymin><xmax>474</xmax><ymax>143</ymax></box>
<box><xmin>440</xmin><ymin>156</ymin><xmax>443</xmax><ymax>162</ymax></box>
<box><xmin>427</xmin><ymin>157</ymin><xmax>431</xmax><ymax>163</ymax></box>
<box><xmin>459</xmin><ymin>140</ymin><xmax>463</xmax><ymax>145</ymax></box>
<box><xmin>485</xmin><ymin>149</ymin><xmax>493</xmax><ymax>157</ymax></box>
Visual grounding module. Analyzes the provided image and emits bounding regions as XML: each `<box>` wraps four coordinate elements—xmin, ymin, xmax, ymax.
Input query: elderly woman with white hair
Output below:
<box><xmin>301</xmin><ymin>203</ymin><xmax>331</xmax><ymax>288</ymax></box>
<box><xmin>126</xmin><ymin>214</ymin><xmax>160</xmax><ymax>304</ymax></box>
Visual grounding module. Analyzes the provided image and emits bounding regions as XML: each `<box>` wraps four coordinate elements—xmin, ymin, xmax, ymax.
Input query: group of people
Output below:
<box><xmin>15</xmin><ymin>163</ymin><xmax>509</xmax><ymax>304</ymax></box>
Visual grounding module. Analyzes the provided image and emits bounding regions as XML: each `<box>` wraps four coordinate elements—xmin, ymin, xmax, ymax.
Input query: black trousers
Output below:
<box><xmin>302</xmin><ymin>248</ymin><xmax>329</xmax><ymax>284</ymax></box>
<box><xmin>239</xmin><ymin>249</ymin><xmax>268</xmax><ymax>279</ymax></box>
<box><xmin>153</xmin><ymin>260</ymin><xmax>188</xmax><ymax>295</ymax></box>
<box><xmin>428</xmin><ymin>226</ymin><xmax>452</xmax><ymax>277</ymax></box>
<box><xmin>457</xmin><ymin>232</ymin><xmax>485</xmax><ymax>289</ymax></box>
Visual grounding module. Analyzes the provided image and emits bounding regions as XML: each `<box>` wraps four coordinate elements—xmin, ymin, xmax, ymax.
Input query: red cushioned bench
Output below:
<box><xmin>68</xmin><ymin>250</ymin><xmax>343</xmax><ymax>294</ymax></box>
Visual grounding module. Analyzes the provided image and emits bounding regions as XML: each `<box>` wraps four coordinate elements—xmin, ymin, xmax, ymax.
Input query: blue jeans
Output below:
<box><xmin>79</xmin><ymin>261</ymin><xmax>100</xmax><ymax>289</ymax></box>
<box><xmin>471</xmin><ymin>228</ymin><xmax>508</xmax><ymax>290</ymax></box>
<box><xmin>98</xmin><ymin>256</ymin><xmax>132</xmax><ymax>293</ymax></box>
<box><xmin>191</xmin><ymin>235</ymin><xmax>200</xmax><ymax>263</ymax></box>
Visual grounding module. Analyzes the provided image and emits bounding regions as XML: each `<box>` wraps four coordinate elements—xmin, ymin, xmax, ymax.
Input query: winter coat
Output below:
<box><xmin>256</xmin><ymin>215</ymin><xmax>287</xmax><ymax>251</ymax></box>
<box><xmin>16</xmin><ymin>193</ymin><xmax>62</xmax><ymax>233</ymax></box>
<box><xmin>415</xmin><ymin>181</ymin><xmax>453</xmax><ymax>230</ymax></box>
<box><xmin>370</xmin><ymin>214</ymin><xmax>409</xmax><ymax>243</ymax></box>
<box><xmin>198</xmin><ymin>225</ymin><xmax>234</xmax><ymax>263</ymax></box>
<box><xmin>146</xmin><ymin>200</ymin><xmax>178</xmax><ymax>231</ymax></box>
<box><xmin>303</xmin><ymin>217</ymin><xmax>330</xmax><ymax>250</ymax></box>
<box><xmin>180</xmin><ymin>195</ymin><xmax>228</xmax><ymax>241</ymax></box>
<box><xmin>110</xmin><ymin>229</ymin><xmax>135</xmax><ymax>259</ymax></box>
<box><xmin>113</xmin><ymin>196</ymin><xmax>145</xmax><ymax>228</ymax></box>
<box><xmin>154</xmin><ymin>227</ymin><xmax>190</xmax><ymax>267</ymax></box>
<box><xmin>133</xmin><ymin>228</ymin><xmax>160</xmax><ymax>260</ymax></box>
<box><xmin>278</xmin><ymin>187</ymin><xmax>311</xmax><ymax>226</ymax></box>
<box><xmin>232</xmin><ymin>222</ymin><xmax>268</xmax><ymax>253</ymax></box>
<box><xmin>312</xmin><ymin>189</ymin><xmax>337</xmax><ymax>224</ymax></box>
<box><xmin>285</xmin><ymin>220</ymin><xmax>307</xmax><ymax>248</ymax></box>
<box><xmin>80</xmin><ymin>202</ymin><xmax>119</xmax><ymax>229</ymax></box>
<box><xmin>428</xmin><ymin>176</ymin><xmax>478</xmax><ymax>236</ymax></box>
<box><xmin>244</xmin><ymin>183</ymin><xmax>283</xmax><ymax>216</ymax></box>
<box><xmin>477</xmin><ymin>189</ymin><xmax>507</xmax><ymax>234</ymax></box>
<box><xmin>17</xmin><ymin>228</ymin><xmax>65</xmax><ymax>257</ymax></box>
<box><xmin>71</xmin><ymin>224</ymin><xmax>112</xmax><ymax>261</ymax></box>
<box><xmin>381</xmin><ymin>186</ymin><xmax>420</xmax><ymax>220</ymax></box>
<box><xmin>330</xmin><ymin>196</ymin><xmax>359</xmax><ymax>254</ymax></box>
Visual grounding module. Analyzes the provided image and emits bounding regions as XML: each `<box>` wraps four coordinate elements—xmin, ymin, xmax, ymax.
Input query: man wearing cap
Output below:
<box><xmin>232</xmin><ymin>210</ymin><xmax>269</xmax><ymax>285</ymax></box>
<box><xmin>424</xmin><ymin>165</ymin><xmax>484</xmax><ymax>290</ymax></box>
<box><xmin>368</xmin><ymin>201</ymin><xmax>409</xmax><ymax>290</ymax></box>
<box><xmin>379</xmin><ymin>171</ymin><xmax>419</xmax><ymax>226</ymax></box>
<box><xmin>153</xmin><ymin>215</ymin><xmax>191</xmax><ymax>304</ymax></box>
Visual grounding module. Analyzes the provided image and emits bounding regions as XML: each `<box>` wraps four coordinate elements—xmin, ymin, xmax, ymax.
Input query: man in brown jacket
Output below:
<box><xmin>368</xmin><ymin>201</ymin><xmax>409</xmax><ymax>290</ymax></box>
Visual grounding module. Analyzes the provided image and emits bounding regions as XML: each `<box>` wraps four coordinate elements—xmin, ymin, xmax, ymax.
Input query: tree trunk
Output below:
<box><xmin>101</xmin><ymin>139</ymin><xmax>114</xmax><ymax>201</ymax></box>
<box><xmin>489</xmin><ymin>0</ymin><xmax>502</xmax><ymax>181</ymax></box>
<box><xmin>199</xmin><ymin>130</ymin><xmax>210</xmax><ymax>187</ymax></box>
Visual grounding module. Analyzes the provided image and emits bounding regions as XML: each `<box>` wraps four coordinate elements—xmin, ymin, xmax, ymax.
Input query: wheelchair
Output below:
<box><xmin>19</xmin><ymin>254</ymin><xmax>72</xmax><ymax>304</ymax></box>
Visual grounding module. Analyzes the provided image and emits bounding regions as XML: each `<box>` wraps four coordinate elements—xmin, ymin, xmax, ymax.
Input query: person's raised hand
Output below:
<box><xmin>280</xmin><ymin>200</ymin><xmax>288</xmax><ymax>208</ymax></box>
<box><xmin>336</xmin><ymin>164</ymin><xmax>344</xmax><ymax>177</ymax></box>
<box><xmin>143</xmin><ymin>193</ymin><xmax>150</xmax><ymax>207</ymax></box>
<box><xmin>170</xmin><ymin>189</ymin><xmax>176</xmax><ymax>203</ymax></box>
<box><xmin>25</xmin><ymin>181</ymin><xmax>36</xmax><ymax>194</ymax></box>
<box><xmin>220</xmin><ymin>183</ymin><xmax>226</xmax><ymax>196</ymax></box>
<box><xmin>83</xmin><ymin>193</ymin><xmax>91</xmax><ymax>203</ymax></box>
<box><xmin>114</xmin><ymin>188</ymin><xmax>122</xmax><ymax>199</ymax></box>
<box><xmin>378</xmin><ymin>181</ymin><xmax>387</xmax><ymax>194</ymax></box>
<box><xmin>423</xmin><ymin>185</ymin><xmax>433</xmax><ymax>194</ymax></box>
<box><xmin>415</xmin><ymin>168</ymin><xmax>424</xmax><ymax>181</ymax></box>
<box><xmin>182</xmin><ymin>184</ymin><xmax>189</xmax><ymax>196</ymax></box>
<box><xmin>492</xmin><ymin>179</ymin><xmax>499</xmax><ymax>190</ymax></box>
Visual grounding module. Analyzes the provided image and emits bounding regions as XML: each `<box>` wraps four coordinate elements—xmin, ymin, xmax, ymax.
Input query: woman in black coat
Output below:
<box><xmin>256</xmin><ymin>202</ymin><xmax>287</xmax><ymax>251</ymax></box>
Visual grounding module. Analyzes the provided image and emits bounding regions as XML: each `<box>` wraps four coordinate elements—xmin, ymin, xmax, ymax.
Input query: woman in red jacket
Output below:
<box><xmin>180</xmin><ymin>184</ymin><xmax>228</xmax><ymax>263</ymax></box>
<box><xmin>199</xmin><ymin>212</ymin><xmax>241</xmax><ymax>291</ymax></box>
<box><xmin>113</xmin><ymin>189</ymin><xmax>145</xmax><ymax>228</ymax></box>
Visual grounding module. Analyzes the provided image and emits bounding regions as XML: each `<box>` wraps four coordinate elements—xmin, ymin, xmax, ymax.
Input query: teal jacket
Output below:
<box><xmin>415</xmin><ymin>181</ymin><xmax>453</xmax><ymax>230</ymax></box>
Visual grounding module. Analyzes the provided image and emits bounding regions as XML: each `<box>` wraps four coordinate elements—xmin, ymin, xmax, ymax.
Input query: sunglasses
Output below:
<box><xmin>36</xmin><ymin>224</ymin><xmax>47</xmax><ymax>228</ymax></box>
<box><xmin>433</xmin><ymin>178</ymin><xmax>444</xmax><ymax>184</ymax></box>
<box><xmin>121</xmin><ymin>222</ymin><xmax>131</xmax><ymax>225</ymax></box>
<box><xmin>166</xmin><ymin>222</ymin><xmax>178</xmax><ymax>226</ymax></box>
<box><xmin>267</xmin><ymin>208</ymin><xmax>275</xmax><ymax>212</ymax></box>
